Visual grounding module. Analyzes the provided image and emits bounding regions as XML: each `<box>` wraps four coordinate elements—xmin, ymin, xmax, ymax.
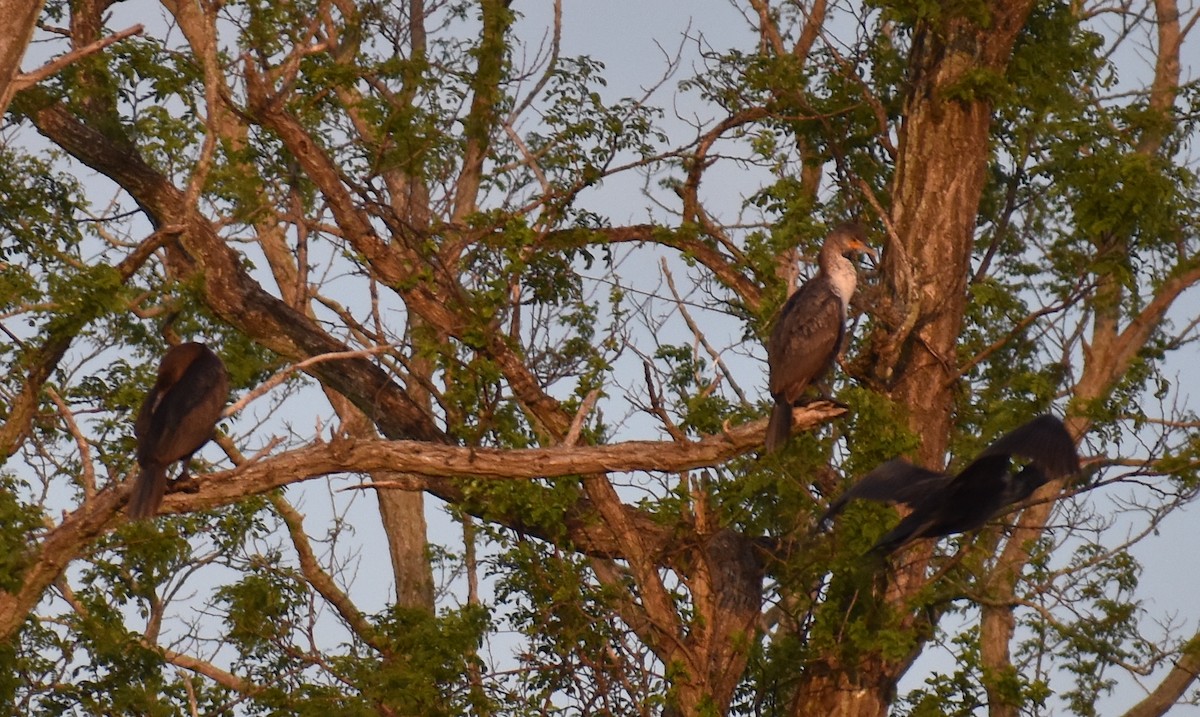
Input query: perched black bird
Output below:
<box><xmin>819</xmin><ymin>415</ymin><xmax>1081</xmax><ymax>555</ymax></box>
<box><xmin>129</xmin><ymin>342</ymin><xmax>229</xmax><ymax>520</ymax></box>
<box><xmin>765</xmin><ymin>223</ymin><xmax>875</xmax><ymax>452</ymax></box>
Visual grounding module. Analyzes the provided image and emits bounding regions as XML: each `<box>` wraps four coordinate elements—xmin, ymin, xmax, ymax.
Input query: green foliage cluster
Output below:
<box><xmin>868</xmin><ymin>0</ymin><xmax>992</xmax><ymax>29</ymax></box>
<box><xmin>0</xmin><ymin>150</ymin><xmax>84</xmax><ymax>263</ymax></box>
<box><xmin>0</xmin><ymin>476</ymin><xmax>42</xmax><ymax>592</ymax></box>
<box><xmin>492</xmin><ymin>537</ymin><xmax>655</xmax><ymax>715</ymax></box>
<box><xmin>899</xmin><ymin>623</ymin><xmax>1052</xmax><ymax>717</ymax></box>
<box><xmin>354</xmin><ymin>605</ymin><xmax>492</xmax><ymax>716</ymax></box>
<box><xmin>1049</xmin><ymin>546</ymin><xmax>1149</xmax><ymax>717</ymax></box>
<box><xmin>524</xmin><ymin>56</ymin><xmax>667</xmax><ymax>195</ymax></box>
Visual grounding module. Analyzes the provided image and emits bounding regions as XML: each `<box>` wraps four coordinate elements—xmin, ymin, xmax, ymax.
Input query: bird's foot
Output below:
<box><xmin>795</xmin><ymin>396</ymin><xmax>848</xmax><ymax>411</ymax></box>
<box><xmin>168</xmin><ymin>475</ymin><xmax>201</xmax><ymax>494</ymax></box>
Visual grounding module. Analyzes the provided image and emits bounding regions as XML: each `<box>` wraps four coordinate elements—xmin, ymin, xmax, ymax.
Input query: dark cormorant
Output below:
<box><xmin>765</xmin><ymin>223</ymin><xmax>875</xmax><ymax>452</ymax></box>
<box><xmin>819</xmin><ymin>414</ymin><xmax>1081</xmax><ymax>555</ymax></box>
<box><xmin>129</xmin><ymin>342</ymin><xmax>229</xmax><ymax>520</ymax></box>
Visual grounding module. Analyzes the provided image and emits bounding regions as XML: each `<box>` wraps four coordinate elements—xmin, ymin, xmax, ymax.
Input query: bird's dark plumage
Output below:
<box><xmin>129</xmin><ymin>342</ymin><xmax>229</xmax><ymax>520</ymax></box>
<box><xmin>765</xmin><ymin>223</ymin><xmax>874</xmax><ymax>452</ymax></box>
<box><xmin>819</xmin><ymin>415</ymin><xmax>1080</xmax><ymax>555</ymax></box>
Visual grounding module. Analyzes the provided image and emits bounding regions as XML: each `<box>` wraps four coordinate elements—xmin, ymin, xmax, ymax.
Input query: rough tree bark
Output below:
<box><xmin>0</xmin><ymin>0</ymin><xmax>45</xmax><ymax>114</ymax></box>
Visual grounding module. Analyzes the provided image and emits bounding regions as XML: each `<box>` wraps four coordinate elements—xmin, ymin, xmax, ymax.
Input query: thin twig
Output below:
<box><xmin>44</xmin><ymin>387</ymin><xmax>95</xmax><ymax>499</ymax></box>
<box><xmin>660</xmin><ymin>257</ymin><xmax>750</xmax><ymax>406</ymax></box>
<box><xmin>223</xmin><ymin>346</ymin><xmax>396</xmax><ymax>417</ymax></box>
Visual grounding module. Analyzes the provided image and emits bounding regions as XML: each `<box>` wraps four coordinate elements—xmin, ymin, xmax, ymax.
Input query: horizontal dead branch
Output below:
<box><xmin>0</xmin><ymin>402</ymin><xmax>843</xmax><ymax>645</ymax></box>
<box><xmin>174</xmin><ymin>402</ymin><xmax>846</xmax><ymax>512</ymax></box>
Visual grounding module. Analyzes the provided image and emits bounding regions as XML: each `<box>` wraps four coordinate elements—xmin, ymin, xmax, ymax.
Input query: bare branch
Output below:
<box><xmin>44</xmin><ymin>387</ymin><xmax>95</xmax><ymax>500</ymax></box>
<box><xmin>11</xmin><ymin>24</ymin><xmax>143</xmax><ymax>93</ymax></box>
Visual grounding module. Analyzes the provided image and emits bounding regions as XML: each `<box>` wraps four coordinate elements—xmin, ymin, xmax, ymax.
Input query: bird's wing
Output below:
<box><xmin>931</xmin><ymin>453</ymin><xmax>1017</xmax><ymax>534</ymax></box>
<box><xmin>767</xmin><ymin>278</ymin><xmax>844</xmax><ymax>402</ymax></box>
<box><xmin>818</xmin><ymin>459</ymin><xmax>949</xmax><ymax>525</ymax></box>
<box><xmin>868</xmin><ymin>507</ymin><xmax>943</xmax><ymax>556</ymax></box>
<box><xmin>899</xmin><ymin>416</ymin><xmax>1080</xmax><ymax>536</ymax></box>
<box><xmin>847</xmin><ymin>459</ymin><xmax>950</xmax><ymax>505</ymax></box>
<box><xmin>860</xmin><ymin>417</ymin><xmax>1078</xmax><ymax>550</ymax></box>
<box><xmin>867</xmin><ymin>455</ymin><xmax>1014</xmax><ymax>552</ymax></box>
<box><xmin>997</xmin><ymin>464</ymin><xmax>1049</xmax><ymax>507</ymax></box>
<box><xmin>978</xmin><ymin>414</ymin><xmax>1080</xmax><ymax>478</ymax></box>
<box><xmin>937</xmin><ymin>417</ymin><xmax>1079</xmax><ymax>532</ymax></box>
<box><xmin>134</xmin><ymin>384</ymin><xmax>161</xmax><ymax>447</ymax></box>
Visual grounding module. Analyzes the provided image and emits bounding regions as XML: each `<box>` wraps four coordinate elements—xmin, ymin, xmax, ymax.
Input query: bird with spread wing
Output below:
<box><xmin>819</xmin><ymin>415</ymin><xmax>1081</xmax><ymax>556</ymax></box>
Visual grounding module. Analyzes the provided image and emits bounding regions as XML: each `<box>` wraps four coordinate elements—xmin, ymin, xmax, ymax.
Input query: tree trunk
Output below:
<box><xmin>796</xmin><ymin>3</ymin><xmax>1038</xmax><ymax>714</ymax></box>
<box><xmin>0</xmin><ymin>0</ymin><xmax>45</xmax><ymax>115</ymax></box>
<box><xmin>377</xmin><ymin>487</ymin><xmax>436</xmax><ymax>610</ymax></box>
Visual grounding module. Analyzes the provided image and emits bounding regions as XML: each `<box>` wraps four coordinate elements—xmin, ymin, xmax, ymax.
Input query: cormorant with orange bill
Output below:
<box><xmin>129</xmin><ymin>342</ymin><xmax>229</xmax><ymax>520</ymax></box>
<box><xmin>765</xmin><ymin>223</ymin><xmax>875</xmax><ymax>452</ymax></box>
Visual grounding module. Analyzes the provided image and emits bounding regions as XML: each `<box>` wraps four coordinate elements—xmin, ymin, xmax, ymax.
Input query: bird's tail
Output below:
<box><xmin>128</xmin><ymin>464</ymin><xmax>167</xmax><ymax>520</ymax></box>
<box><xmin>764</xmin><ymin>400</ymin><xmax>793</xmax><ymax>453</ymax></box>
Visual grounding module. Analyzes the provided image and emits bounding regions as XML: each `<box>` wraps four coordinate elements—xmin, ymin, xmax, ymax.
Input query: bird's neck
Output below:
<box><xmin>824</xmin><ymin>254</ymin><xmax>857</xmax><ymax>310</ymax></box>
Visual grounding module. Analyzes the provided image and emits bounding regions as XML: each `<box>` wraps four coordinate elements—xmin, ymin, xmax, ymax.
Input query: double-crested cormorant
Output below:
<box><xmin>129</xmin><ymin>342</ymin><xmax>229</xmax><ymax>520</ymax></box>
<box><xmin>765</xmin><ymin>223</ymin><xmax>875</xmax><ymax>452</ymax></box>
<box><xmin>819</xmin><ymin>414</ymin><xmax>1081</xmax><ymax>555</ymax></box>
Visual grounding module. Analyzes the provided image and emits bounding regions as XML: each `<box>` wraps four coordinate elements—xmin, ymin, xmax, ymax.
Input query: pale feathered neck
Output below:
<box><xmin>820</xmin><ymin>248</ymin><xmax>858</xmax><ymax>310</ymax></box>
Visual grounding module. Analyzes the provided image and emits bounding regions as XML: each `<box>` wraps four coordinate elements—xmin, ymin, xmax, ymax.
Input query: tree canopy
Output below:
<box><xmin>2</xmin><ymin>0</ymin><xmax>1199</xmax><ymax>715</ymax></box>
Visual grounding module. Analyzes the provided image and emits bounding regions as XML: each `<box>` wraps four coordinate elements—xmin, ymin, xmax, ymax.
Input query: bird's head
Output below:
<box><xmin>156</xmin><ymin>343</ymin><xmax>209</xmax><ymax>384</ymax></box>
<box><xmin>825</xmin><ymin>222</ymin><xmax>878</xmax><ymax>262</ymax></box>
